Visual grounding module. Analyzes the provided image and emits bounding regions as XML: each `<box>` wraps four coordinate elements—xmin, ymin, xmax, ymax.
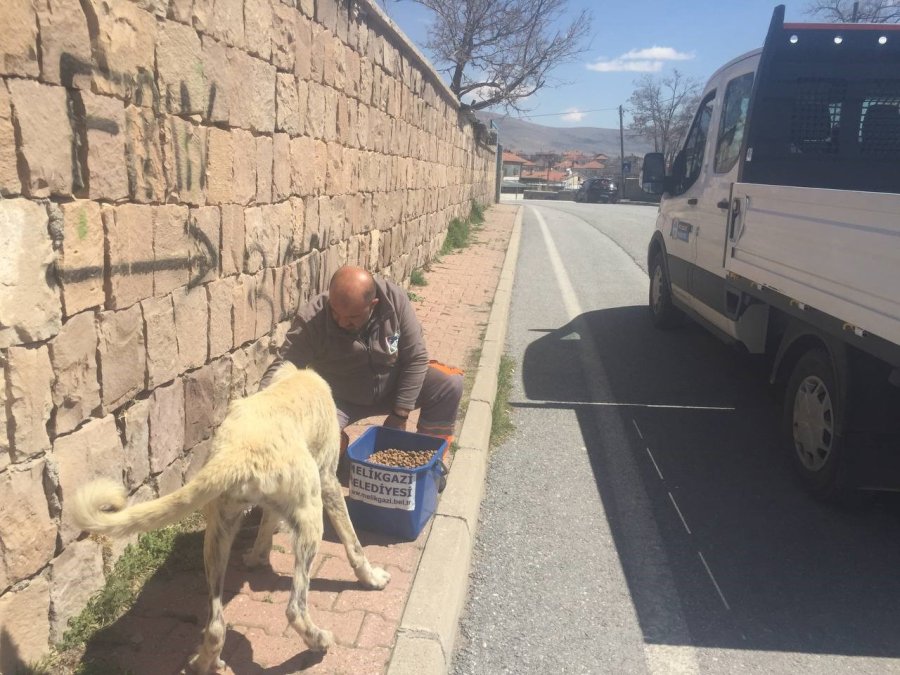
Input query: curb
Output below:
<box><xmin>386</xmin><ymin>205</ymin><xmax>524</xmax><ymax>675</ymax></box>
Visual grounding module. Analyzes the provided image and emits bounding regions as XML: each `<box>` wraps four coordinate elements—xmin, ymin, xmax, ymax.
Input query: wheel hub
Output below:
<box><xmin>792</xmin><ymin>375</ymin><xmax>834</xmax><ymax>471</ymax></box>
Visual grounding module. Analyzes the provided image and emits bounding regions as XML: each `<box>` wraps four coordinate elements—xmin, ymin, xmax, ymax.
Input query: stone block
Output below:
<box><xmin>227</xmin><ymin>345</ymin><xmax>250</xmax><ymax>399</ymax></box>
<box><xmin>306</xmin><ymin>81</ymin><xmax>326</xmax><ymax>139</ymax></box>
<box><xmin>142</xmin><ymin>294</ymin><xmax>179</xmax><ymax>388</ymax></box>
<box><xmin>54</xmin><ymin>414</ymin><xmax>125</xmax><ymax>544</ymax></box>
<box><xmin>304</xmin><ymin>194</ymin><xmax>321</xmax><ymax>250</ymax></box>
<box><xmin>190</xmin><ymin>206</ymin><xmax>220</xmax><ymax>285</ymax></box>
<box><xmin>7</xmin><ymin>345</ymin><xmax>53</xmax><ymax>462</ymax></box>
<box><xmin>298</xmin><ymin>0</ymin><xmax>314</xmax><ymax>18</ymax></box>
<box><xmin>125</xmin><ymin>105</ymin><xmax>166</xmax><ymax>202</ymax></box>
<box><xmin>293</xmin><ymin>14</ymin><xmax>313</xmax><ymax>81</ymax></box>
<box><xmin>272</xmin><ymin>4</ymin><xmax>298</xmax><ymax>72</ymax></box>
<box><xmin>49</xmin><ymin>538</ymin><xmax>105</xmax><ymax>643</ymax></box>
<box><xmin>0</xmin><ymin>200</ymin><xmax>61</xmax><ymax>347</ymax></box>
<box><xmin>289</xmin><ymin>135</ymin><xmax>315</xmax><ymax>197</ymax></box>
<box><xmin>245</xmin><ymin>0</ymin><xmax>274</xmax><ymax>60</ymax></box>
<box><xmin>184</xmin><ymin>436</ymin><xmax>214</xmax><ymax>482</ymax></box>
<box><xmin>244</xmin><ymin>335</ymin><xmax>272</xmax><ymax>393</ymax></box>
<box><xmin>232</xmin><ymin>129</ymin><xmax>257</xmax><ymax>206</ymax></box>
<box><xmin>227</xmin><ymin>49</ymin><xmax>276</xmax><ymax>133</ymax></box>
<box><xmin>255</xmin><ymin>270</ymin><xmax>275</xmax><ymax>338</ymax></box>
<box><xmin>200</xmin><ymin>35</ymin><xmax>231</xmax><ymax>123</ymax></box>
<box><xmin>271</xmin><ymin>199</ymin><xmax>295</xmax><ymax>266</ymax></box>
<box><xmin>55</xmin><ymin>201</ymin><xmax>104</xmax><ymax>317</ymax></box>
<box><xmin>87</xmin><ymin>0</ymin><xmax>157</xmax><ymax>103</ymax></box>
<box><xmin>183</xmin><ymin>358</ymin><xmax>231</xmax><ymax>449</ymax></box>
<box><xmin>208</xmin><ymin>276</ymin><xmax>236</xmax><ymax>357</ymax></box>
<box><xmin>0</xmin><ymin>575</ymin><xmax>51</xmax><ymax>672</ymax></box>
<box><xmin>0</xmin><ymin>461</ymin><xmax>55</xmax><ymax>590</ymax></box>
<box><xmin>256</xmin><ymin>135</ymin><xmax>274</xmax><ymax>204</ymax></box>
<box><xmin>98</xmin><ymin>305</ymin><xmax>146</xmax><ymax>413</ymax></box>
<box><xmin>287</xmin><ymin>196</ymin><xmax>306</xmax><ymax>262</ymax></box>
<box><xmin>313</xmin><ymin>139</ymin><xmax>328</xmax><ymax>194</ymax></box>
<box><xmin>276</xmin><ymin>73</ymin><xmax>302</xmax><ymax>136</ymax></box>
<box><xmin>165</xmin><ymin>116</ymin><xmax>208</xmax><ymax>206</ymax></box>
<box><xmin>272</xmin><ymin>133</ymin><xmax>292</xmax><ymax>201</ymax></box>
<box><xmin>148</xmin><ymin>381</ymin><xmax>185</xmax><ymax>474</ymax></box>
<box><xmin>0</xmin><ymin>80</ymin><xmax>20</xmax><ymax>196</ymax></box>
<box><xmin>7</xmin><ymin>79</ymin><xmax>73</xmax><ymax>197</ymax></box>
<box><xmin>244</xmin><ymin>206</ymin><xmax>280</xmax><ymax>272</ymax></box>
<box><xmin>205</xmin><ymin>127</ymin><xmax>234</xmax><ymax>204</ymax></box>
<box><xmin>325</xmin><ymin>142</ymin><xmax>345</xmax><ymax>195</ymax></box>
<box><xmin>157</xmin><ymin>20</ymin><xmax>206</xmax><ymax>116</ymax></box>
<box><xmin>82</xmin><ymin>91</ymin><xmax>129</xmax><ymax>201</ymax></box>
<box><xmin>105</xmin><ymin>203</ymin><xmax>154</xmax><ymax>309</ymax></box>
<box><xmin>173</xmin><ymin>284</ymin><xmax>209</xmax><ymax>372</ymax></box>
<box><xmin>153</xmin><ymin>205</ymin><xmax>191</xmax><ymax>295</ymax></box>
<box><xmin>156</xmin><ymin>455</ymin><xmax>185</xmax><ymax>496</ymax></box>
<box><xmin>1</xmin><ymin>0</ymin><xmax>39</xmax><ymax>77</ymax></box>
<box><xmin>232</xmin><ymin>275</ymin><xmax>257</xmax><ymax>347</ymax></box>
<box><xmin>0</xmin><ymin>364</ymin><xmax>8</xmax><ymax>473</ymax></box>
<box><xmin>220</xmin><ymin>204</ymin><xmax>245</xmax><ymax>276</ymax></box>
<box><xmin>49</xmin><ymin>311</ymin><xmax>100</xmax><ymax>436</ymax></box>
<box><xmin>194</xmin><ymin>0</ymin><xmax>244</xmax><ymax>48</ymax></box>
<box><xmin>121</xmin><ymin>396</ymin><xmax>151</xmax><ymax>489</ymax></box>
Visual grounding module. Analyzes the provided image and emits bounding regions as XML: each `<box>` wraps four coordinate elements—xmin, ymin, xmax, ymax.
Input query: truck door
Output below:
<box><xmin>660</xmin><ymin>92</ymin><xmax>715</xmax><ymax>305</ymax></box>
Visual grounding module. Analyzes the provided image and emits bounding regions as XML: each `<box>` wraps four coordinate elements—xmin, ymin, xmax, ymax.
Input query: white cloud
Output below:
<box><xmin>587</xmin><ymin>45</ymin><xmax>694</xmax><ymax>73</ymax></box>
<box><xmin>562</xmin><ymin>108</ymin><xmax>586</xmax><ymax>122</ymax></box>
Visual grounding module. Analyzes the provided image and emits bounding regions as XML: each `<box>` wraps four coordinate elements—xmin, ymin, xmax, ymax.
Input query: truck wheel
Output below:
<box><xmin>783</xmin><ymin>349</ymin><xmax>846</xmax><ymax>498</ymax></box>
<box><xmin>649</xmin><ymin>253</ymin><xmax>681</xmax><ymax>328</ymax></box>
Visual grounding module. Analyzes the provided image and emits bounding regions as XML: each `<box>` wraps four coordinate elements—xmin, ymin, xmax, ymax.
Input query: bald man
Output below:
<box><xmin>261</xmin><ymin>265</ymin><xmax>463</xmax><ymax>475</ymax></box>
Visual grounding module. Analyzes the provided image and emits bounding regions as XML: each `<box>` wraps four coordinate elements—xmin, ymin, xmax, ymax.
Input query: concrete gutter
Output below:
<box><xmin>386</xmin><ymin>206</ymin><xmax>524</xmax><ymax>675</ymax></box>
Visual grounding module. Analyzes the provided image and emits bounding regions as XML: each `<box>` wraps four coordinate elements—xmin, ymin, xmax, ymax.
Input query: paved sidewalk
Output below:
<box><xmin>88</xmin><ymin>203</ymin><xmax>520</xmax><ymax>675</ymax></box>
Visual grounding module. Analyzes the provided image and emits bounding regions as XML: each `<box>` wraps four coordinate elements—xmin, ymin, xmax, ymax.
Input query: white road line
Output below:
<box><xmin>632</xmin><ymin>419</ymin><xmax>644</xmax><ymax>439</ymax></box>
<box><xmin>698</xmin><ymin>551</ymin><xmax>731</xmax><ymax>611</ymax></box>
<box><xmin>647</xmin><ymin>447</ymin><xmax>665</xmax><ymax>481</ymax></box>
<box><xmin>513</xmin><ymin>399</ymin><xmax>735</xmax><ymax>411</ymax></box>
<box><xmin>533</xmin><ymin>208</ymin><xmax>583</xmax><ymax>320</ymax></box>
<box><xmin>668</xmin><ymin>492</ymin><xmax>692</xmax><ymax>535</ymax></box>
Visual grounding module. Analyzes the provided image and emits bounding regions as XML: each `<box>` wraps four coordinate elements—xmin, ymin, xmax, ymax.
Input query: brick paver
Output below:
<box><xmin>85</xmin><ymin>204</ymin><xmax>518</xmax><ymax>674</ymax></box>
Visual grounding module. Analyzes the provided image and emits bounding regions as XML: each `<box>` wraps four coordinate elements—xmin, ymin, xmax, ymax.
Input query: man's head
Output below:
<box><xmin>328</xmin><ymin>266</ymin><xmax>378</xmax><ymax>334</ymax></box>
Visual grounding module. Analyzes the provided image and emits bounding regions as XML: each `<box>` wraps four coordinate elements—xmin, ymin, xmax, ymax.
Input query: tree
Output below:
<box><xmin>627</xmin><ymin>70</ymin><xmax>701</xmax><ymax>165</ymax></box>
<box><xmin>400</xmin><ymin>0</ymin><xmax>592</xmax><ymax>111</ymax></box>
<box><xmin>804</xmin><ymin>0</ymin><xmax>900</xmax><ymax>22</ymax></box>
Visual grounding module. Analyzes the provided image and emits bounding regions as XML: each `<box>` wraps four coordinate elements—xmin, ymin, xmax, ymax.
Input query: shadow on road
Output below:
<box><xmin>520</xmin><ymin>304</ymin><xmax>900</xmax><ymax>658</ymax></box>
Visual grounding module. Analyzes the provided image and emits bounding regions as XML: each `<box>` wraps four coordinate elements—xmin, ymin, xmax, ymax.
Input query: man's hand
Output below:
<box><xmin>383</xmin><ymin>408</ymin><xmax>410</xmax><ymax>430</ymax></box>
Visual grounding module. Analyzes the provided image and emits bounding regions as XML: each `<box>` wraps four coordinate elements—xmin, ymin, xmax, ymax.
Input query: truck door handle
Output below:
<box><xmin>716</xmin><ymin>199</ymin><xmax>729</xmax><ymax>209</ymax></box>
<box><xmin>688</xmin><ymin>198</ymin><xmax>698</xmax><ymax>205</ymax></box>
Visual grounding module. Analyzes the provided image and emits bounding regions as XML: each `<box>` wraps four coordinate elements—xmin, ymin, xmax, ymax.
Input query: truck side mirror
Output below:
<box><xmin>641</xmin><ymin>152</ymin><xmax>667</xmax><ymax>195</ymax></box>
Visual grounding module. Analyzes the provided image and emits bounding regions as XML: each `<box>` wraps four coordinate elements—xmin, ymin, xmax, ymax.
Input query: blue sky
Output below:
<box><xmin>379</xmin><ymin>1</ymin><xmax>815</xmax><ymax>129</ymax></box>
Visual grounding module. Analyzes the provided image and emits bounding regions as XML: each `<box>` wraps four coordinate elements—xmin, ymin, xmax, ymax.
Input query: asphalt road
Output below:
<box><xmin>450</xmin><ymin>200</ymin><xmax>900</xmax><ymax>675</ymax></box>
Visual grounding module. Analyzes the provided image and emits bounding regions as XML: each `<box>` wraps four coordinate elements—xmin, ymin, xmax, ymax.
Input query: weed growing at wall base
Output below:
<box><xmin>410</xmin><ymin>268</ymin><xmax>428</xmax><ymax>286</ymax></box>
<box><xmin>490</xmin><ymin>353</ymin><xmax>516</xmax><ymax>447</ymax></box>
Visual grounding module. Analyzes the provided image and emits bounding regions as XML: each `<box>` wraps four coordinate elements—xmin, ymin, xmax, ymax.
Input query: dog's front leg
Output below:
<box><xmin>321</xmin><ymin>473</ymin><xmax>391</xmax><ymax>589</ymax></box>
<box><xmin>188</xmin><ymin>500</ymin><xmax>243</xmax><ymax>675</ymax></box>
<box><xmin>243</xmin><ymin>507</ymin><xmax>280</xmax><ymax>568</ymax></box>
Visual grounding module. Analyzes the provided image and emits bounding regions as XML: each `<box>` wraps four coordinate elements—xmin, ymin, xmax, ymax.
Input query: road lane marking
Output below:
<box><xmin>647</xmin><ymin>447</ymin><xmax>665</xmax><ymax>481</ymax></box>
<box><xmin>533</xmin><ymin>208</ymin><xmax>583</xmax><ymax>320</ymax></box>
<box><xmin>668</xmin><ymin>492</ymin><xmax>692</xmax><ymax>535</ymax></box>
<box><xmin>632</xmin><ymin>419</ymin><xmax>644</xmax><ymax>439</ymax></box>
<box><xmin>510</xmin><ymin>399</ymin><xmax>735</xmax><ymax>411</ymax></box>
<box><xmin>698</xmin><ymin>551</ymin><xmax>731</xmax><ymax>611</ymax></box>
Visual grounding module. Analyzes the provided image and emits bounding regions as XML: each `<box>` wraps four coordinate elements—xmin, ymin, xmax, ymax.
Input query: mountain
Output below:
<box><xmin>475</xmin><ymin>111</ymin><xmax>654</xmax><ymax>158</ymax></box>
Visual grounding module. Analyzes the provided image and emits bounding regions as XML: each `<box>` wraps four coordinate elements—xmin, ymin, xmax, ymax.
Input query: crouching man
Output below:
<box><xmin>261</xmin><ymin>265</ymin><xmax>463</xmax><ymax>478</ymax></box>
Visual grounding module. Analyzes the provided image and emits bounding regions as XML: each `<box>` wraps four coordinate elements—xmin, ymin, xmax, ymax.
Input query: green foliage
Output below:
<box><xmin>469</xmin><ymin>200</ymin><xmax>485</xmax><ymax>225</ymax></box>
<box><xmin>440</xmin><ymin>217</ymin><xmax>471</xmax><ymax>255</ymax></box>
<box><xmin>490</xmin><ymin>354</ymin><xmax>516</xmax><ymax>447</ymax></box>
<box><xmin>410</xmin><ymin>268</ymin><xmax>428</xmax><ymax>286</ymax></box>
<box><xmin>407</xmin><ymin>290</ymin><xmax>422</xmax><ymax>302</ymax></box>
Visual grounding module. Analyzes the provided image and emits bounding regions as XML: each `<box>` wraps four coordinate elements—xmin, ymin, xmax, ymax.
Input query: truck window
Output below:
<box><xmin>715</xmin><ymin>73</ymin><xmax>754</xmax><ymax>173</ymax></box>
<box><xmin>676</xmin><ymin>93</ymin><xmax>715</xmax><ymax>194</ymax></box>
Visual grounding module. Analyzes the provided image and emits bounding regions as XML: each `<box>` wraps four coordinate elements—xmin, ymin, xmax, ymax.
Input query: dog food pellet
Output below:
<box><xmin>368</xmin><ymin>449</ymin><xmax>434</xmax><ymax>469</ymax></box>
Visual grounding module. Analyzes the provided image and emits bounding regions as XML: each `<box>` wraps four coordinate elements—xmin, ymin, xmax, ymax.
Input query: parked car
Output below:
<box><xmin>575</xmin><ymin>177</ymin><xmax>619</xmax><ymax>203</ymax></box>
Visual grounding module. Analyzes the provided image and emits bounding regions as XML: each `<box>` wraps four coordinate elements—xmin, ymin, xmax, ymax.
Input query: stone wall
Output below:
<box><xmin>0</xmin><ymin>0</ymin><xmax>496</xmax><ymax>667</ymax></box>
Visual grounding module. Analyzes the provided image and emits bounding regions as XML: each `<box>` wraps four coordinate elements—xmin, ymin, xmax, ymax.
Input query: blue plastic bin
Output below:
<box><xmin>346</xmin><ymin>426</ymin><xmax>448</xmax><ymax>540</ymax></box>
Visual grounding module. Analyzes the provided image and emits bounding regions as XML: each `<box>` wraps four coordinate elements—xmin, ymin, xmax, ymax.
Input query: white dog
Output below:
<box><xmin>71</xmin><ymin>364</ymin><xmax>390</xmax><ymax>674</ymax></box>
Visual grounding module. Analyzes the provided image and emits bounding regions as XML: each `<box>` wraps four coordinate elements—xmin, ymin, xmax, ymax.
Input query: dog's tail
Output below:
<box><xmin>71</xmin><ymin>468</ymin><xmax>225</xmax><ymax>539</ymax></box>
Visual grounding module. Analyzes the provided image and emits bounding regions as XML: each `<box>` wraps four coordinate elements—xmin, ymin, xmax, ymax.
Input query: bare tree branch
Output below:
<box><xmin>399</xmin><ymin>0</ymin><xmax>593</xmax><ymax>112</ymax></box>
<box><xmin>627</xmin><ymin>70</ymin><xmax>701</xmax><ymax>165</ymax></box>
<box><xmin>804</xmin><ymin>0</ymin><xmax>900</xmax><ymax>23</ymax></box>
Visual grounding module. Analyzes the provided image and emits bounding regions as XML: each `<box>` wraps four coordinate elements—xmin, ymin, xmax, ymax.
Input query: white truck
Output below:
<box><xmin>641</xmin><ymin>5</ymin><xmax>900</xmax><ymax>497</ymax></box>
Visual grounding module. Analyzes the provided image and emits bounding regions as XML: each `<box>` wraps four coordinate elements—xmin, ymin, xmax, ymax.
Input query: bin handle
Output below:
<box><xmin>436</xmin><ymin>460</ymin><xmax>448</xmax><ymax>493</ymax></box>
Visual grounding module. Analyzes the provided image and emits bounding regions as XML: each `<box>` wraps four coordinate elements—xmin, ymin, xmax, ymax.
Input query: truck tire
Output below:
<box><xmin>783</xmin><ymin>348</ymin><xmax>847</xmax><ymax>498</ymax></box>
<box><xmin>649</xmin><ymin>252</ymin><xmax>681</xmax><ymax>328</ymax></box>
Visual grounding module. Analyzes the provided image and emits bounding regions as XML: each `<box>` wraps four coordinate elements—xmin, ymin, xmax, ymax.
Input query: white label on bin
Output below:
<box><xmin>349</xmin><ymin>463</ymin><xmax>417</xmax><ymax>511</ymax></box>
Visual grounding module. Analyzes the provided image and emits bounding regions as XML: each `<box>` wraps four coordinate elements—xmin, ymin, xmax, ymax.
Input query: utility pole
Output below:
<box><xmin>851</xmin><ymin>1</ymin><xmax>859</xmax><ymax>22</ymax></box>
<box><xmin>618</xmin><ymin>105</ymin><xmax>626</xmax><ymax>200</ymax></box>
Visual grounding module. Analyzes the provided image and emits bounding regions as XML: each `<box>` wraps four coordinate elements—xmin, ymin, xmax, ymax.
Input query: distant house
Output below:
<box><xmin>501</xmin><ymin>151</ymin><xmax>530</xmax><ymax>179</ymax></box>
<box><xmin>571</xmin><ymin>160</ymin><xmax>606</xmax><ymax>181</ymax></box>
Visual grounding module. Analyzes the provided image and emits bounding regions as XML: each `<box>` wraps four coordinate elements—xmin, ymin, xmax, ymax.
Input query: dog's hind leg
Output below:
<box><xmin>188</xmin><ymin>498</ymin><xmax>244</xmax><ymax>675</ymax></box>
<box><xmin>321</xmin><ymin>472</ymin><xmax>390</xmax><ymax>589</ymax></box>
<box><xmin>283</xmin><ymin>498</ymin><xmax>334</xmax><ymax>652</ymax></box>
<box><xmin>242</xmin><ymin>507</ymin><xmax>280</xmax><ymax>568</ymax></box>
